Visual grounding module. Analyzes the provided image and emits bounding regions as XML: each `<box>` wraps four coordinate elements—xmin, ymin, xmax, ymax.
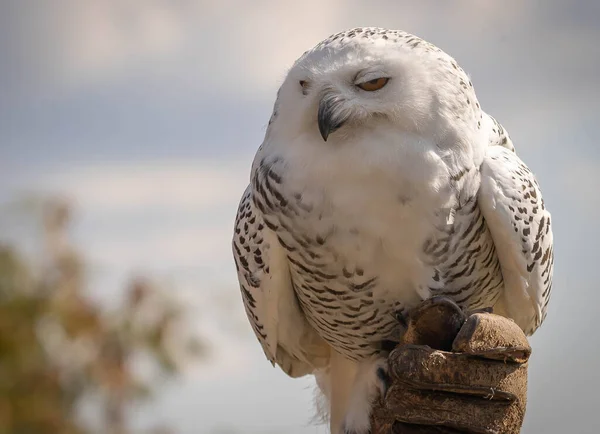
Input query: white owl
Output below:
<box><xmin>232</xmin><ymin>27</ymin><xmax>553</xmax><ymax>434</ymax></box>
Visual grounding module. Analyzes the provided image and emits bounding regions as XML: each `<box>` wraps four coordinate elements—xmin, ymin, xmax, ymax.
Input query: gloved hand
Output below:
<box><xmin>371</xmin><ymin>296</ymin><xmax>531</xmax><ymax>434</ymax></box>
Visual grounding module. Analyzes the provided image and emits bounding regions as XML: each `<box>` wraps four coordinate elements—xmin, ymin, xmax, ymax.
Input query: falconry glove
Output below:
<box><xmin>371</xmin><ymin>296</ymin><xmax>531</xmax><ymax>434</ymax></box>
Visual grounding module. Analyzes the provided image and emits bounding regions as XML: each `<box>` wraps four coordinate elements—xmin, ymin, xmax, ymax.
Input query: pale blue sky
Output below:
<box><xmin>1</xmin><ymin>1</ymin><xmax>599</xmax><ymax>433</ymax></box>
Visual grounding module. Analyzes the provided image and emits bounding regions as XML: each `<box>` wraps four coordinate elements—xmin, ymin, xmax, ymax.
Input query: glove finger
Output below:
<box><xmin>400</xmin><ymin>296</ymin><xmax>467</xmax><ymax>351</ymax></box>
<box><xmin>391</xmin><ymin>421</ymin><xmax>470</xmax><ymax>433</ymax></box>
<box><xmin>452</xmin><ymin>313</ymin><xmax>531</xmax><ymax>363</ymax></box>
<box><xmin>383</xmin><ymin>384</ymin><xmax>525</xmax><ymax>434</ymax></box>
<box><xmin>389</xmin><ymin>345</ymin><xmax>527</xmax><ymax>402</ymax></box>
<box><xmin>370</xmin><ymin>401</ymin><xmax>472</xmax><ymax>434</ymax></box>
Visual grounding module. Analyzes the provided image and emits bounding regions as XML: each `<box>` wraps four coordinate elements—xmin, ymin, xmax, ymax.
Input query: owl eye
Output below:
<box><xmin>357</xmin><ymin>77</ymin><xmax>390</xmax><ymax>91</ymax></box>
<box><xmin>299</xmin><ymin>80</ymin><xmax>307</xmax><ymax>88</ymax></box>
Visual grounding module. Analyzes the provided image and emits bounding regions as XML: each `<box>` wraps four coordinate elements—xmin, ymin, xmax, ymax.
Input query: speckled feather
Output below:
<box><xmin>232</xmin><ymin>27</ymin><xmax>553</xmax><ymax>434</ymax></box>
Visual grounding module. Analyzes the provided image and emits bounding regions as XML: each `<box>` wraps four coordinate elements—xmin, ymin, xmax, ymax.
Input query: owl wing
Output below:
<box><xmin>232</xmin><ymin>186</ymin><xmax>329</xmax><ymax>377</ymax></box>
<box><xmin>478</xmin><ymin>146</ymin><xmax>554</xmax><ymax>335</ymax></box>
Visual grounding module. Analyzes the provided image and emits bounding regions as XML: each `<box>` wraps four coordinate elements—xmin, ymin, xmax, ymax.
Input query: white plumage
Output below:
<box><xmin>232</xmin><ymin>27</ymin><xmax>553</xmax><ymax>434</ymax></box>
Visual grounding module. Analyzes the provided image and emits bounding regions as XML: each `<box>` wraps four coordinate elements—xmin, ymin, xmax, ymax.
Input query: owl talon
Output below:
<box><xmin>376</xmin><ymin>366</ymin><xmax>391</xmax><ymax>398</ymax></box>
<box><xmin>394</xmin><ymin>309</ymin><xmax>409</xmax><ymax>329</ymax></box>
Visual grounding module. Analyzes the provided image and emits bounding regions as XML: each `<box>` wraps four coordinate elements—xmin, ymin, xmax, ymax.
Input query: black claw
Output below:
<box><xmin>377</xmin><ymin>367</ymin><xmax>391</xmax><ymax>397</ymax></box>
<box><xmin>394</xmin><ymin>309</ymin><xmax>409</xmax><ymax>329</ymax></box>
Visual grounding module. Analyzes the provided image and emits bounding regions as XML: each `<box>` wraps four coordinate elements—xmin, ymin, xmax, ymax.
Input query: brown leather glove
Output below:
<box><xmin>371</xmin><ymin>296</ymin><xmax>531</xmax><ymax>434</ymax></box>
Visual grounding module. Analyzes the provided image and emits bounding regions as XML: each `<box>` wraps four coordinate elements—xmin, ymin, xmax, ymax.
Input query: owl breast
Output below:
<box><xmin>251</xmin><ymin>145</ymin><xmax>504</xmax><ymax>360</ymax></box>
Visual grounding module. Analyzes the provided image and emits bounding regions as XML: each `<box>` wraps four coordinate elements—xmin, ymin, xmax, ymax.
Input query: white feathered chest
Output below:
<box><xmin>249</xmin><ymin>134</ymin><xmax>503</xmax><ymax>360</ymax></box>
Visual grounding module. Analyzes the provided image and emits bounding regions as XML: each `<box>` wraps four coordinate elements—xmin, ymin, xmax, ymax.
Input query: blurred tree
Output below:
<box><xmin>0</xmin><ymin>199</ymin><xmax>205</xmax><ymax>434</ymax></box>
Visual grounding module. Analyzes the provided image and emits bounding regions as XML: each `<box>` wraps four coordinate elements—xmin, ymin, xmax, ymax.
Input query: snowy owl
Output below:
<box><xmin>232</xmin><ymin>27</ymin><xmax>553</xmax><ymax>434</ymax></box>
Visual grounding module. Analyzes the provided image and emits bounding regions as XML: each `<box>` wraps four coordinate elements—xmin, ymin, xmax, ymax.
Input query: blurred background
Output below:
<box><xmin>0</xmin><ymin>1</ymin><xmax>598</xmax><ymax>433</ymax></box>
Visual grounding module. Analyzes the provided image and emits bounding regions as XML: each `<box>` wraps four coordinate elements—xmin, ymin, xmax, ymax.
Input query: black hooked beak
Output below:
<box><xmin>317</xmin><ymin>93</ymin><xmax>347</xmax><ymax>141</ymax></box>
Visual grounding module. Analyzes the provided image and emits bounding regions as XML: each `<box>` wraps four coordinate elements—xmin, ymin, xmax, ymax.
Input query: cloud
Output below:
<box><xmin>21</xmin><ymin>160</ymin><xmax>250</xmax><ymax>271</ymax></box>
<box><xmin>4</xmin><ymin>0</ymin><xmax>598</xmax><ymax>106</ymax></box>
<box><xmin>40</xmin><ymin>160</ymin><xmax>250</xmax><ymax>213</ymax></box>
<box><xmin>7</xmin><ymin>0</ymin><xmax>187</xmax><ymax>90</ymax></box>
<box><xmin>1</xmin><ymin>159</ymin><xmax>253</xmax><ymax>280</ymax></box>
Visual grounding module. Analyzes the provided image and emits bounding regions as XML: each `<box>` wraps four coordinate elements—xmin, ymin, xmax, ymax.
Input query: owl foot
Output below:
<box><xmin>341</xmin><ymin>357</ymin><xmax>388</xmax><ymax>434</ymax></box>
